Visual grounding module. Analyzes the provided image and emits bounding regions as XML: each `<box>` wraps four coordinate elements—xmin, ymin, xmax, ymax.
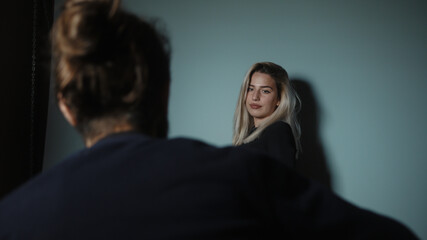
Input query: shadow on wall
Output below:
<box><xmin>292</xmin><ymin>79</ymin><xmax>333</xmax><ymax>189</ymax></box>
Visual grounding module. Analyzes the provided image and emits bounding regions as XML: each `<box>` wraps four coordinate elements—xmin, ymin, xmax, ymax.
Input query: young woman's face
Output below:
<box><xmin>245</xmin><ymin>72</ymin><xmax>279</xmax><ymax>127</ymax></box>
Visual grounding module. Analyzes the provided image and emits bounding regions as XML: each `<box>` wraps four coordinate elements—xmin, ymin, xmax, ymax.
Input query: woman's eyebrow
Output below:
<box><xmin>249</xmin><ymin>84</ymin><xmax>273</xmax><ymax>89</ymax></box>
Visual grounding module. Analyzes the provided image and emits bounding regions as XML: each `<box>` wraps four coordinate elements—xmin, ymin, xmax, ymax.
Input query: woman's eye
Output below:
<box><xmin>247</xmin><ymin>87</ymin><xmax>254</xmax><ymax>92</ymax></box>
<box><xmin>262</xmin><ymin>90</ymin><xmax>271</xmax><ymax>94</ymax></box>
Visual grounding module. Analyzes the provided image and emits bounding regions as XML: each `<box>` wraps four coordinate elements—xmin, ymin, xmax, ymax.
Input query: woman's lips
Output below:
<box><xmin>250</xmin><ymin>104</ymin><xmax>261</xmax><ymax>109</ymax></box>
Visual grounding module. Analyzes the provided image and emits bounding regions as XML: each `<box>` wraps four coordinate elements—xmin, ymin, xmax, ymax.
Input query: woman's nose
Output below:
<box><xmin>252</xmin><ymin>91</ymin><xmax>260</xmax><ymax>101</ymax></box>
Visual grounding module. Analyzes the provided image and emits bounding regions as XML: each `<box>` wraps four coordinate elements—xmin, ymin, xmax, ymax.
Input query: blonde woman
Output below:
<box><xmin>233</xmin><ymin>62</ymin><xmax>301</xmax><ymax>168</ymax></box>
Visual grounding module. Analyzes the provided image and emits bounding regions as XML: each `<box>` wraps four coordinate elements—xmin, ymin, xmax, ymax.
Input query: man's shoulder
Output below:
<box><xmin>90</xmin><ymin>132</ymin><xmax>269</xmax><ymax>161</ymax></box>
<box><xmin>166</xmin><ymin>137</ymin><xmax>270</xmax><ymax>164</ymax></box>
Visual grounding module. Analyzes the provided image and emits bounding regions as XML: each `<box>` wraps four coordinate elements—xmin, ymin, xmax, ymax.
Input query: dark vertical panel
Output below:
<box><xmin>0</xmin><ymin>0</ymin><xmax>53</xmax><ymax>199</ymax></box>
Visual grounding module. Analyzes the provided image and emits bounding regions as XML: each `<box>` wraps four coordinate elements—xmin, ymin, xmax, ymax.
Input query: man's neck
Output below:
<box><xmin>84</xmin><ymin>122</ymin><xmax>135</xmax><ymax>148</ymax></box>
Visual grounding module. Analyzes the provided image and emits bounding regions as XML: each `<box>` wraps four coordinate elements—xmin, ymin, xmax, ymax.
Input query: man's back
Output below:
<box><xmin>0</xmin><ymin>132</ymin><xmax>417</xmax><ymax>239</ymax></box>
<box><xmin>0</xmin><ymin>132</ymin><xmax>283</xmax><ymax>239</ymax></box>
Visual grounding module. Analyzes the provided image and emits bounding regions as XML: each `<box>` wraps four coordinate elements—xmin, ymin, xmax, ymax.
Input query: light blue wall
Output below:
<box><xmin>44</xmin><ymin>0</ymin><xmax>427</xmax><ymax>238</ymax></box>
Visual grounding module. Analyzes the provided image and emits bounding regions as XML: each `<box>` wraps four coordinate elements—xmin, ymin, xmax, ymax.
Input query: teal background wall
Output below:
<box><xmin>44</xmin><ymin>0</ymin><xmax>427</xmax><ymax>238</ymax></box>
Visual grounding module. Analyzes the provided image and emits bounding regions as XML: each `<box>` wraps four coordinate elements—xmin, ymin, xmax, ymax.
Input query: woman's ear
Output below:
<box><xmin>58</xmin><ymin>94</ymin><xmax>77</xmax><ymax>127</ymax></box>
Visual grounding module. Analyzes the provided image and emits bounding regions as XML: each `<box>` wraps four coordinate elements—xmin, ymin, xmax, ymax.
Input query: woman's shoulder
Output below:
<box><xmin>258</xmin><ymin>121</ymin><xmax>293</xmax><ymax>142</ymax></box>
<box><xmin>265</xmin><ymin>121</ymin><xmax>292</xmax><ymax>133</ymax></box>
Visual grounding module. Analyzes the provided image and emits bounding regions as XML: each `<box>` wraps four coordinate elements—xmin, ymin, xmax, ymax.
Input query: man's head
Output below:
<box><xmin>53</xmin><ymin>0</ymin><xmax>170</xmax><ymax>144</ymax></box>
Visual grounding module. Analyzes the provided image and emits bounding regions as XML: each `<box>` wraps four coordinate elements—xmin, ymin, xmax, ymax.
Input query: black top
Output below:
<box><xmin>0</xmin><ymin>132</ymin><xmax>417</xmax><ymax>239</ymax></box>
<box><xmin>243</xmin><ymin>121</ymin><xmax>296</xmax><ymax>168</ymax></box>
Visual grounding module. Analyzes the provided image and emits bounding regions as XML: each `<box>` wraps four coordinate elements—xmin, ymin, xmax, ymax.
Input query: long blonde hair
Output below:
<box><xmin>232</xmin><ymin>62</ymin><xmax>301</xmax><ymax>155</ymax></box>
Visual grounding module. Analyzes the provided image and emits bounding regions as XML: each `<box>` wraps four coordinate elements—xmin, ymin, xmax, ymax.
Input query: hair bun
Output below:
<box><xmin>54</xmin><ymin>0</ymin><xmax>121</xmax><ymax>60</ymax></box>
